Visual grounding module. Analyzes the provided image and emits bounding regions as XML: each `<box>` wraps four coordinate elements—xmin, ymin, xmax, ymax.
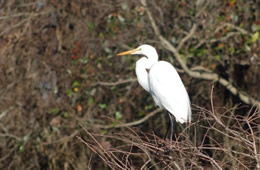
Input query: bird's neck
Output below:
<box><xmin>135</xmin><ymin>57</ymin><xmax>158</xmax><ymax>92</ymax></box>
<box><xmin>146</xmin><ymin>52</ymin><xmax>158</xmax><ymax>68</ymax></box>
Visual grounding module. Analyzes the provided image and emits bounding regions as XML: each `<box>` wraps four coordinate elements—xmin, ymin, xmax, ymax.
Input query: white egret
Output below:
<box><xmin>117</xmin><ymin>44</ymin><xmax>191</xmax><ymax>148</ymax></box>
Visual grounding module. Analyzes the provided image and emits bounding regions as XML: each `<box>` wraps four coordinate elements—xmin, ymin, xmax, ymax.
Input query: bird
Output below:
<box><xmin>117</xmin><ymin>44</ymin><xmax>191</xmax><ymax>148</ymax></box>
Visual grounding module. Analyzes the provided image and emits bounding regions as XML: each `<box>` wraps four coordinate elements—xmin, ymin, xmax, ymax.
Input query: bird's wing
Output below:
<box><xmin>149</xmin><ymin>61</ymin><xmax>191</xmax><ymax>123</ymax></box>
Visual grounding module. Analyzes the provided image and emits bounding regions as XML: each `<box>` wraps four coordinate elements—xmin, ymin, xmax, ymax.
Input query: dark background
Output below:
<box><xmin>0</xmin><ymin>0</ymin><xmax>259</xmax><ymax>169</ymax></box>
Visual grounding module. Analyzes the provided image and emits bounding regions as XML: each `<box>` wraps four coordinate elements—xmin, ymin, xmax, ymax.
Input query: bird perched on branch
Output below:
<box><xmin>117</xmin><ymin>44</ymin><xmax>191</xmax><ymax>148</ymax></box>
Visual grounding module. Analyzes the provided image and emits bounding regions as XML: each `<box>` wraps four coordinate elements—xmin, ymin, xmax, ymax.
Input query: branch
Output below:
<box><xmin>0</xmin><ymin>12</ymin><xmax>45</xmax><ymax>20</ymax></box>
<box><xmin>91</xmin><ymin>78</ymin><xmax>137</xmax><ymax>86</ymax></box>
<box><xmin>194</xmin><ymin>32</ymin><xmax>243</xmax><ymax>49</ymax></box>
<box><xmin>0</xmin><ymin>19</ymin><xmax>28</xmax><ymax>37</ymax></box>
<box><xmin>95</xmin><ymin>108</ymin><xmax>163</xmax><ymax>129</ymax></box>
<box><xmin>143</xmin><ymin>0</ymin><xmax>260</xmax><ymax>109</ymax></box>
<box><xmin>177</xmin><ymin>24</ymin><xmax>197</xmax><ymax>51</ymax></box>
<box><xmin>223</xmin><ymin>22</ymin><xmax>249</xmax><ymax>35</ymax></box>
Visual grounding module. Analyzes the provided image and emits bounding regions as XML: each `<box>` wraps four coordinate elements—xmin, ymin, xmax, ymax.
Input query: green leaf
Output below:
<box><xmin>217</xmin><ymin>16</ymin><xmax>225</xmax><ymax>21</ymax></box>
<box><xmin>99</xmin><ymin>32</ymin><xmax>104</xmax><ymax>39</ymax></box>
<box><xmin>67</xmin><ymin>69</ymin><xmax>72</xmax><ymax>75</ymax></box>
<box><xmin>138</xmin><ymin>111</ymin><xmax>145</xmax><ymax>117</ymax></box>
<box><xmin>252</xmin><ymin>24</ymin><xmax>260</xmax><ymax>32</ymax></box>
<box><xmin>215</xmin><ymin>55</ymin><xmax>221</xmax><ymax>61</ymax></box>
<box><xmin>117</xmin><ymin>14</ymin><xmax>125</xmax><ymax>23</ymax></box>
<box><xmin>87</xmin><ymin>22</ymin><xmax>95</xmax><ymax>32</ymax></box>
<box><xmin>145</xmin><ymin>104</ymin><xmax>154</xmax><ymax>110</ymax></box>
<box><xmin>80</xmin><ymin>68</ymin><xmax>86</xmax><ymax>74</ymax></box>
<box><xmin>197</xmin><ymin>49</ymin><xmax>208</xmax><ymax>56</ymax></box>
<box><xmin>19</xmin><ymin>145</ymin><xmax>24</xmax><ymax>152</ymax></box>
<box><xmin>63</xmin><ymin>112</ymin><xmax>69</xmax><ymax>118</ymax></box>
<box><xmin>50</xmin><ymin>108</ymin><xmax>60</xmax><ymax>115</ymax></box>
<box><xmin>188</xmin><ymin>9</ymin><xmax>195</xmax><ymax>16</ymax></box>
<box><xmin>53</xmin><ymin>87</ymin><xmax>58</xmax><ymax>94</ymax></box>
<box><xmin>72</xmin><ymin>81</ymin><xmax>80</xmax><ymax>87</ymax></box>
<box><xmin>22</xmin><ymin>134</ymin><xmax>30</xmax><ymax>142</ymax></box>
<box><xmin>101</xmin><ymin>130</ymin><xmax>107</xmax><ymax>135</ymax></box>
<box><xmin>229</xmin><ymin>47</ymin><xmax>235</xmax><ymax>54</ymax></box>
<box><xmin>66</xmin><ymin>89</ymin><xmax>74</xmax><ymax>97</ymax></box>
<box><xmin>88</xmin><ymin>98</ymin><xmax>94</xmax><ymax>106</ymax></box>
<box><xmin>121</xmin><ymin>3</ymin><xmax>128</xmax><ymax>10</ymax></box>
<box><xmin>111</xmin><ymin>121</ymin><xmax>118</xmax><ymax>127</ymax></box>
<box><xmin>250</xmin><ymin>32</ymin><xmax>259</xmax><ymax>43</ymax></box>
<box><xmin>110</xmin><ymin>86</ymin><xmax>116</xmax><ymax>91</ymax></box>
<box><xmin>52</xmin><ymin>126</ymin><xmax>59</xmax><ymax>131</ymax></box>
<box><xmin>79</xmin><ymin>57</ymin><xmax>88</xmax><ymax>64</ymax></box>
<box><xmin>245</xmin><ymin>44</ymin><xmax>251</xmax><ymax>51</ymax></box>
<box><xmin>99</xmin><ymin>104</ymin><xmax>107</xmax><ymax>109</ymax></box>
<box><xmin>115</xmin><ymin>111</ymin><xmax>122</xmax><ymax>120</ymax></box>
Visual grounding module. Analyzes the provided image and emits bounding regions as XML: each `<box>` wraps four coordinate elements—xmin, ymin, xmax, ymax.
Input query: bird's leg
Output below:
<box><xmin>159</xmin><ymin>113</ymin><xmax>170</xmax><ymax>148</ymax></box>
<box><xmin>159</xmin><ymin>112</ymin><xmax>171</xmax><ymax>150</ymax></box>
<box><xmin>168</xmin><ymin>112</ymin><xmax>174</xmax><ymax>150</ymax></box>
<box><xmin>162</xmin><ymin>112</ymin><xmax>174</xmax><ymax>153</ymax></box>
<box><xmin>163</xmin><ymin>114</ymin><xmax>171</xmax><ymax>140</ymax></box>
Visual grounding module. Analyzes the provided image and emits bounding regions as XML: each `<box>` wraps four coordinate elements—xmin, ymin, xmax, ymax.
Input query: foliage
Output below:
<box><xmin>0</xmin><ymin>0</ymin><xmax>259</xmax><ymax>169</ymax></box>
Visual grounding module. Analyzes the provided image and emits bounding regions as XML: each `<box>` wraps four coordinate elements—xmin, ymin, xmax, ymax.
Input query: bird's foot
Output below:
<box><xmin>163</xmin><ymin>147</ymin><xmax>171</xmax><ymax>154</ymax></box>
<box><xmin>158</xmin><ymin>142</ymin><xmax>165</xmax><ymax>148</ymax></box>
<box><xmin>157</xmin><ymin>141</ymin><xmax>172</xmax><ymax>154</ymax></box>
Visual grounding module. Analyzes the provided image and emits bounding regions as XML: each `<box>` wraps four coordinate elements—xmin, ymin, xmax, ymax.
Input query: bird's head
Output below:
<box><xmin>117</xmin><ymin>44</ymin><xmax>158</xmax><ymax>61</ymax></box>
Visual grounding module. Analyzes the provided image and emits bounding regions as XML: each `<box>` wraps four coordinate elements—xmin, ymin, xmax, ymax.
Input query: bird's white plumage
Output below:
<box><xmin>148</xmin><ymin>61</ymin><xmax>191</xmax><ymax>123</ymax></box>
<box><xmin>117</xmin><ymin>44</ymin><xmax>191</xmax><ymax>124</ymax></box>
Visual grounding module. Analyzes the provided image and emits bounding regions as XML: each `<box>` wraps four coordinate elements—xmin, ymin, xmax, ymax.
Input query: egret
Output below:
<box><xmin>117</xmin><ymin>44</ymin><xmax>191</xmax><ymax>148</ymax></box>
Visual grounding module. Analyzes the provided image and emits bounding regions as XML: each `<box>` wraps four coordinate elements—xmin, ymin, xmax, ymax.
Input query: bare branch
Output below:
<box><xmin>223</xmin><ymin>22</ymin><xmax>249</xmax><ymax>35</ymax></box>
<box><xmin>0</xmin><ymin>12</ymin><xmax>45</xmax><ymax>20</ymax></box>
<box><xmin>91</xmin><ymin>78</ymin><xmax>137</xmax><ymax>86</ymax></box>
<box><xmin>143</xmin><ymin>0</ymin><xmax>260</xmax><ymax>109</ymax></box>
<box><xmin>95</xmin><ymin>108</ymin><xmax>163</xmax><ymax>129</ymax></box>
<box><xmin>246</xmin><ymin>119</ymin><xmax>260</xmax><ymax>169</ymax></box>
<box><xmin>177</xmin><ymin>24</ymin><xmax>197</xmax><ymax>51</ymax></box>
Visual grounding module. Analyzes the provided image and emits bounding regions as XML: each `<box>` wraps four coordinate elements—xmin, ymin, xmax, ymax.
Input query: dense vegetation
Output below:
<box><xmin>0</xmin><ymin>0</ymin><xmax>259</xmax><ymax>169</ymax></box>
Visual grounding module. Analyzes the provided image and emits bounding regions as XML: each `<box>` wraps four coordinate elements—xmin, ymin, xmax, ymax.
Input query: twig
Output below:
<box><xmin>42</xmin><ymin>131</ymin><xmax>78</xmax><ymax>145</ymax></box>
<box><xmin>0</xmin><ymin>133</ymin><xmax>21</xmax><ymax>141</ymax></box>
<box><xmin>246</xmin><ymin>119</ymin><xmax>260</xmax><ymax>169</ymax></box>
<box><xmin>173</xmin><ymin>161</ymin><xmax>182</xmax><ymax>170</ymax></box>
<box><xmin>0</xmin><ymin>107</ymin><xmax>14</xmax><ymax>120</ymax></box>
<box><xmin>209</xmin><ymin>32</ymin><xmax>242</xmax><ymax>43</ymax></box>
<box><xmin>79</xmin><ymin>126</ymin><xmax>126</xmax><ymax>169</ymax></box>
<box><xmin>91</xmin><ymin>78</ymin><xmax>137</xmax><ymax>86</ymax></box>
<box><xmin>177</xmin><ymin>24</ymin><xmax>197</xmax><ymax>51</ymax></box>
<box><xmin>194</xmin><ymin>24</ymin><xmax>249</xmax><ymax>49</ymax></box>
<box><xmin>0</xmin><ymin>18</ymin><xmax>28</xmax><ymax>37</ymax></box>
<box><xmin>143</xmin><ymin>0</ymin><xmax>260</xmax><ymax>109</ymax></box>
<box><xmin>0</xmin><ymin>12</ymin><xmax>44</xmax><ymax>20</ymax></box>
<box><xmin>95</xmin><ymin>108</ymin><xmax>163</xmax><ymax>129</ymax></box>
<box><xmin>223</xmin><ymin>22</ymin><xmax>249</xmax><ymax>35</ymax></box>
<box><xmin>195</xmin><ymin>0</ymin><xmax>210</xmax><ymax>18</ymax></box>
<box><xmin>197</xmin><ymin>152</ymin><xmax>223</xmax><ymax>170</ymax></box>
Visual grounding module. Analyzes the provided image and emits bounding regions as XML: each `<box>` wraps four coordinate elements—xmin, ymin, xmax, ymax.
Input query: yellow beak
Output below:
<box><xmin>117</xmin><ymin>48</ymin><xmax>140</xmax><ymax>56</ymax></box>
